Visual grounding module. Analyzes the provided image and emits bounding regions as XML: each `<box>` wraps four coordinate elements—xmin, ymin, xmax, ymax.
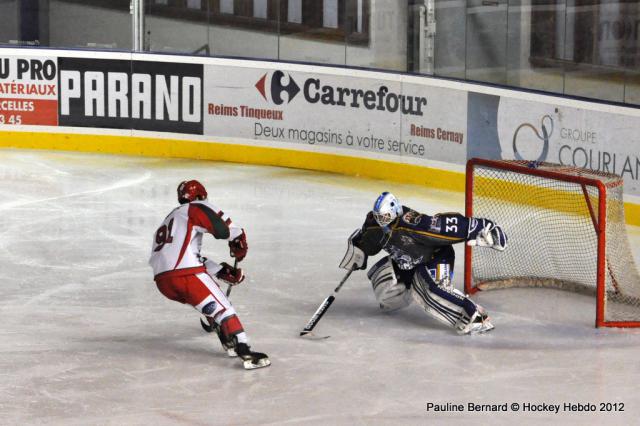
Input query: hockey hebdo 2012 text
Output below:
<box><xmin>426</xmin><ymin>401</ymin><xmax>625</xmax><ymax>413</ymax></box>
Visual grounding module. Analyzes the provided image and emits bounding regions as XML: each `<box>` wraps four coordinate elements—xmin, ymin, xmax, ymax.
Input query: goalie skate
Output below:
<box><xmin>456</xmin><ymin>309</ymin><xmax>494</xmax><ymax>335</ymax></box>
<box><xmin>235</xmin><ymin>343</ymin><xmax>271</xmax><ymax>370</ymax></box>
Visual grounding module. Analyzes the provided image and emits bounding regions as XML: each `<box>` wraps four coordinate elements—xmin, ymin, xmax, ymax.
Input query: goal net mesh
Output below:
<box><xmin>468</xmin><ymin>160</ymin><xmax>640</xmax><ymax>325</ymax></box>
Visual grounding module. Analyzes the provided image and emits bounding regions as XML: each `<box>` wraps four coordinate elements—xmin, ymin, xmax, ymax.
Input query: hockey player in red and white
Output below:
<box><xmin>340</xmin><ymin>192</ymin><xmax>507</xmax><ymax>335</ymax></box>
<box><xmin>149</xmin><ymin>180</ymin><xmax>270</xmax><ymax>369</ymax></box>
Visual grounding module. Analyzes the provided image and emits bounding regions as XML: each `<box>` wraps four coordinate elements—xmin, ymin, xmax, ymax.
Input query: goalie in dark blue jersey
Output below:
<box><xmin>340</xmin><ymin>192</ymin><xmax>507</xmax><ymax>335</ymax></box>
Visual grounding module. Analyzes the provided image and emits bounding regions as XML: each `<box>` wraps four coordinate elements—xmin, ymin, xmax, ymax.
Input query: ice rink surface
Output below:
<box><xmin>2</xmin><ymin>149</ymin><xmax>640</xmax><ymax>425</ymax></box>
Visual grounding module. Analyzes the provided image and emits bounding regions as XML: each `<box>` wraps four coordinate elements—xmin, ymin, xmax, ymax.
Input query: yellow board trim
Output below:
<box><xmin>628</xmin><ymin>203</ymin><xmax>640</xmax><ymax>227</ymax></box>
<box><xmin>0</xmin><ymin>131</ymin><xmax>465</xmax><ymax>191</ymax></box>
<box><xmin>474</xmin><ymin>174</ymin><xmax>640</xmax><ymax>227</ymax></box>
<box><xmin>0</xmin><ymin>130</ymin><xmax>638</xmax><ymax>227</ymax></box>
<box><xmin>475</xmin><ymin>175</ymin><xmax>605</xmax><ymax>220</ymax></box>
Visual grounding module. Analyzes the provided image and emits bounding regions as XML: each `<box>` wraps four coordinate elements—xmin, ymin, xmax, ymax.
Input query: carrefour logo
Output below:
<box><xmin>255</xmin><ymin>71</ymin><xmax>427</xmax><ymax>116</ymax></box>
<box><xmin>255</xmin><ymin>71</ymin><xmax>299</xmax><ymax>105</ymax></box>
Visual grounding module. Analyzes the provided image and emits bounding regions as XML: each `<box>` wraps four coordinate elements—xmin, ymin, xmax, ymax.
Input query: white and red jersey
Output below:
<box><xmin>149</xmin><ymin>200</ymin><xmax>243</xmax><ymax>279</ymax></box>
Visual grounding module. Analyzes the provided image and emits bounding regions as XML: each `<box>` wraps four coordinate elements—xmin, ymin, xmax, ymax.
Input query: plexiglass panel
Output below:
<box><xmin>207</xmin><ymin>0</ymin><xmax>279</xmax><ymax>59</ymax></box>
<box><xmin>562</xmin><ymin>0</ymin><xmax>626</xmax><ymax>101</ymax></box>
<box><xmin>145</xmin><ymin>0</ymin><xmax>209</xmax><ymax>54</ymax></box>
<box><xmin>433</xmin><ymin>0</ymin><xmax>466</xmax><ymax>79</ymax></box>
<box><xmin>49</xmin><ymin>1</ymin><xmax>131</xmax><ymax>50</ymax></box>
<box><xmin>0</xmin><ymin>0</ymin><xmax>19</xmax><ymax>46</ymax></box>
<box><xmin>624</xmin><ymin>71</ymin><xmax>640</xmax><ymax>106</ymax></box>
<box><xmin>0</xmin><ymin>0</ymin><xmax>639</xmax><ymax>106</ymax></box>
<box><xmin>506</xmin><ymin>0</ymin><xmax>565</xmax><ymax>93</ymax></box>
<box><xmin>465</xmin><ymin>0</ymin><xmax>508</xmax><ymax>84</ymax></box>
<box><xmin>278</xmin><ymin>0</ymin><xmax>347</xmax><ymax>65</ymax></box>
<box><xmin>347</xmin><ymin>0</ymin><xmax>406</xmax><ymax>72</ymax></box>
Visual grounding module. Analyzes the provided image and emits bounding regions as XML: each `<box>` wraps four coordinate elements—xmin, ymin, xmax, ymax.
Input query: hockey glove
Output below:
<box><xmin>202</xmin><ymin>257</ymin><xmax>223</xmax><ymax>276</ymax></box>
<box><xmin>229</xmin><ymin>229</ymin><xmax>248</xmax><ymax>261</ymax></box>
<box><xmin>216</xmin><ymin>262</ymin><xmax>245</xmax><ymax>286</ymax></box>
<box><xmin>467</xmin><ymin>222</ymin><xmax>508</xmax><ymax>251</ymax></box>
<box><xmin>467</xmin><ymin>218</ymin><xmax>494</xmax><ymax>240</ymax></box>
<box><xmin>339</xmin><ymin>229</ymin><xmax>368</xmax><ymax>270</ymax></box>
<box><xmin>488</xmin><ymin>225</ymin><xmax>508</xmax><ymax>251</ymax></box>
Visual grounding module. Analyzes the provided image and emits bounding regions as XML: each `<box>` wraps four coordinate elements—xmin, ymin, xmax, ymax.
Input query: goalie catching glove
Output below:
<box><xmin>467</xmin><ymin>218</ymin><xmax>508</xmax><ymax>251</ymax></box>
<box><xmin>339</xmin><ymin>229</ymin><xmax>368</xmax><ymax>270</ymax></box>
<box><xmin>229</xmin><ymin>229</ymin><xmax>248</xmax><ymax>261</ymax></box>
<box><xmin>216</xmin><ymin>262</ymin><xmax>245</xmax><ymax>285</ymax></box>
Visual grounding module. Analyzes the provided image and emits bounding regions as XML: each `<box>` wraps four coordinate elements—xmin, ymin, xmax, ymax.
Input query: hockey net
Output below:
<box><xmin>464</xmin><ymin>158</ymin><xmax>640</xmax><ymax>327</ymax></box>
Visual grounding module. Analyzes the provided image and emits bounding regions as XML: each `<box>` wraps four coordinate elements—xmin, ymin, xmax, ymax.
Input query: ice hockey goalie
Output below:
<box><xmin>340</xmin><ymin>192</ymin><xmax>507</xmax><ymax>335</ymax></box>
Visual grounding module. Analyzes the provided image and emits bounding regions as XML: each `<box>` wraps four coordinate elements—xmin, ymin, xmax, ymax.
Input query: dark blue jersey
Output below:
<box><xmin>355</xmin><ymin>206</ymin><xmax>478</xmax><ymax>270</ymax></box>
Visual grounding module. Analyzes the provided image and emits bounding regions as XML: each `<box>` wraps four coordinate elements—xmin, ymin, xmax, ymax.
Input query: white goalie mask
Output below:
<box><xmin>372</xmin><ymin>192</ymin><xmax>402</xmax><ymax>227</ymax></box>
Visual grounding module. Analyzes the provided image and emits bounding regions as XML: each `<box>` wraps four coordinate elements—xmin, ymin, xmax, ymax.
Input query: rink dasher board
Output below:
<box><xmin>1</xmin><ymin>47</ymin><xmax>639</xmax><ymax>224</ymax></box>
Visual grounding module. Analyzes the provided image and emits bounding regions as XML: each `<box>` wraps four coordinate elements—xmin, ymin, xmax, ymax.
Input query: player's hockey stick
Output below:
<box><xmin>300</xmin><ymin>267</ymin><xmax>355</xmax><ymax>337</ymax></box>
<box><xmin>225</xmin><ymin>259</ymin><xmax>237</xmax><ymax>297</ymax></box>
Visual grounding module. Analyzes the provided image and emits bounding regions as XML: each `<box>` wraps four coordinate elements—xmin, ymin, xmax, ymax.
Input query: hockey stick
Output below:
<box><xmin>300</xmin><ymin>267</ymin><xmax>355</xmax><ymax>337</ymax></box>
<box><xmin>225</xmin><ymin>259</ymin><xmax>238</xmax><ymax>297</ymax></box>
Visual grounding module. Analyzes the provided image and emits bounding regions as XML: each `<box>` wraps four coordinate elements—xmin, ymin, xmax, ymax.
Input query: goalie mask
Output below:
<box><xmin>372</xmin><ymin>192</ymin><xmax>402</xmax><ymax>227</ymax></box>
<box><xmin>177</xmin><ymin>180</ymin><xmax>208</xmax><ymax>204</ymax></box>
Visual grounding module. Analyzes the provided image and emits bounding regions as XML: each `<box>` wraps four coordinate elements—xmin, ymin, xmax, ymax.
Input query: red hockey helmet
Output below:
<box><xmin>177</xmin><ymin>180</ymin><xmax>207</xmax><ymax>204</ymax></box>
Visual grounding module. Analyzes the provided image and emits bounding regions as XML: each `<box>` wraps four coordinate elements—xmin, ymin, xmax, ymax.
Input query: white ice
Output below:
<box><xmin>1</xmin><ymin>149</ymin><xmax>640</xmax><ymax>425</ymax></box>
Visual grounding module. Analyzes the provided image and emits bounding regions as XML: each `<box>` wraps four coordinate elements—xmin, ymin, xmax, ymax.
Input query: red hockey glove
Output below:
<box><xmin>229</xmin><ymin>230</ymin><xmax>248</xmax><ymax>261</ymax></box>
<box><xmin>216</xmin><ymin>262</ymin><xmax>245</xmax><ymax>285</ymax></box>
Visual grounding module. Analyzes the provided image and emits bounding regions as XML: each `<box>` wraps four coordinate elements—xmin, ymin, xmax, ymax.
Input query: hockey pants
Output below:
<box><xmin>155</xmin><ymin>271</ymin><xmax>247</xmax><ymax>342</ymax></box>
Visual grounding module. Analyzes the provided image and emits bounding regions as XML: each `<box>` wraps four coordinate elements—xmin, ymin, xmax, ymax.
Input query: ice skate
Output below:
<box><xmin>215</xmin><ymin>325</ymin><xmax>237</xmax><ymax>357</ymax></box>
<box><xmin>456</xmin><ymin>308</ymin><xmax>494</xmax><ymax>335</ymax></box>
<box><xmin>200</xmin><ymin>318</ymin><xmax>237</xmax><ymax>356</ymax></box>
<box><xmin>234</xmin><ymin>342</ymin><xmax>271</xmax><ymax>370</ymax></box>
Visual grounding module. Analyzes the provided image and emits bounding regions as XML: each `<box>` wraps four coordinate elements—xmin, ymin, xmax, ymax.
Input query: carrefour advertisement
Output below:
<box><xmin>467</xmin><ymin>93</ymin><xmax>640</xmax><ymax>196</ymax></box>
<box><xmin>203</xmin><ymin>65</ymin><xmax>468</xmax><ymax>165</ymax></box>
<box><xmin>0</xmin><ymin>55</ymin><xmax>58</xmax><ymax>126</ymax></box>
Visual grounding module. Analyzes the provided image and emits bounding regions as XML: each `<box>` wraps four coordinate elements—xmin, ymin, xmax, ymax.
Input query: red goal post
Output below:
<box><xmin>464</xmin><ymin>158</ymin><xmax>640</xmax><ymax>328</ymax></box>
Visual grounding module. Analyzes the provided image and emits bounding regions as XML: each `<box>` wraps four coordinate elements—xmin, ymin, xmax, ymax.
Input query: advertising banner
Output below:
<box><xmin>58</xmin><ymin>58</ymin><xmax>203</xmax><ymax>134</ymax></box>
<box><xmin>468</xmin><ymin>93</ymin><xmax>640</xmax><ymax>196</ymax></box>
<box><xmin>400</xmin><ymin>80</ymin><xmax>467</xmax><ymax>165</ymax></box>
<box><xmin>0</xmin><ymin>55</ymin><xmax>58</xmax><ymax>126</ymax></box>
<box><xmin>203</xmin><ymin>65</ymin><xmax>468</xmax><ymax>165</ymax></box>
<box><xmin>1</xmin><ymin>48</ymin><xmax>637</xmax><ymax>202</ymax></box>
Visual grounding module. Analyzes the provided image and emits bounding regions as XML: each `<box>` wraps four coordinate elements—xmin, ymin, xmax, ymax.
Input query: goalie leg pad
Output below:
<box><xmin>368</xmin><ymin>256</ymin><xmax>412</xmax><ymax>311</ymax></box>
<box><xmin>411</xmin><ymin>265</ymin><xmax>478</xmax><ymax>328</ymax></box>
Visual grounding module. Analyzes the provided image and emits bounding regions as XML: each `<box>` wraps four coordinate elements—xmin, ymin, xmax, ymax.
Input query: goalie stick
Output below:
<box><xmin>300</xmin><ymin>267</ymin><xmax>355</xmax><ymax>337</ymax></box>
